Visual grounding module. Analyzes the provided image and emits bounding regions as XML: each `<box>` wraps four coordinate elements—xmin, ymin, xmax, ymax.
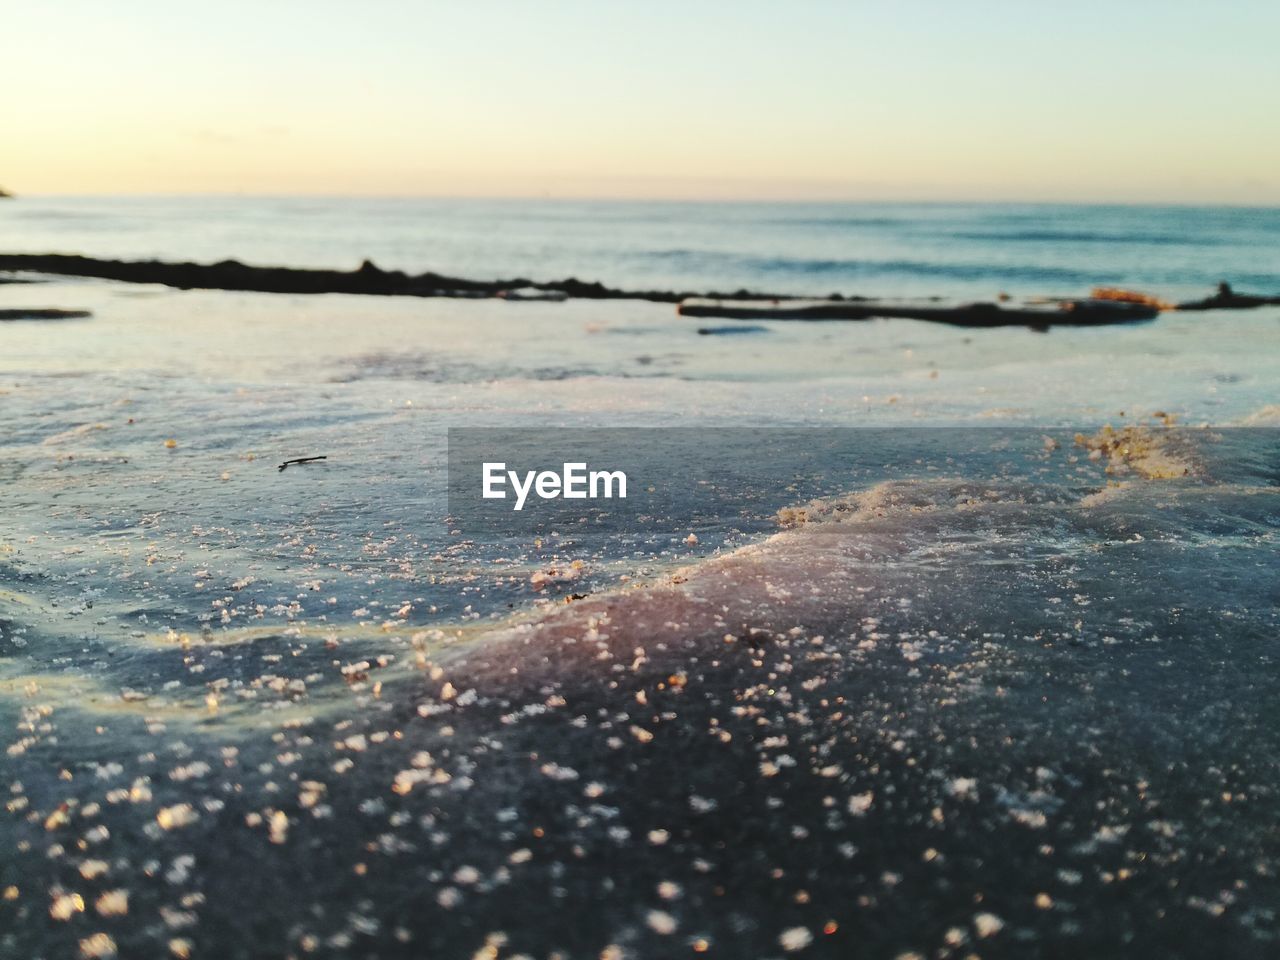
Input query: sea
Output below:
<box><xmin>4</xmin><ymin>196</ymin><xmax>1280</xmax><ymax>299</ymax></box>
<box><xmin>1</xmin><ymin>197</ymin><xmax>1277</xmax><ymax>958</ymax></box>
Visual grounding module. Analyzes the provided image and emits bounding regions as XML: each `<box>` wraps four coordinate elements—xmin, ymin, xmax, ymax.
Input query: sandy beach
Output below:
<box><xmin>2</xmin><ymin>263</ymin><xmax>1278</xmax><ymax>957</ymax></box>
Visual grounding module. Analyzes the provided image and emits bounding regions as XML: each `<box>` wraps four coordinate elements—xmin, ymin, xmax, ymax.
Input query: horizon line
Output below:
<box><xmin>6</xmin><ymin>191</ymin><xmax>1280</xmax><ymax>210</ymax></box>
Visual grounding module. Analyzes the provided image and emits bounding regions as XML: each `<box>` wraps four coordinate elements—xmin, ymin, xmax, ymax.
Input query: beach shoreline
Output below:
<box><xmin>3</xmin><ymin>453</ymin><xmax>1278</xmax><ymax>958</ymax></box>
<box><xmin>1</xmin><ymin>203</ymin><xmax>1277</xmax><ymax>959</ymax></box>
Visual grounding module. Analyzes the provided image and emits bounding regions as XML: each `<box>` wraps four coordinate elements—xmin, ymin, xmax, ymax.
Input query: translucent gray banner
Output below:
<box><xmin>446</xmin><ymin>426</ymin><xmax>1275</xmax><ymax>539</ymax></box>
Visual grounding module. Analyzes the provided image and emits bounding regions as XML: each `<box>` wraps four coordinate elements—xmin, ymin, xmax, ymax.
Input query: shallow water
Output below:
<box><xmin>1</xmin><ymin>260</ymin><xmax>1278</xmax><ymax>957</ymax></box>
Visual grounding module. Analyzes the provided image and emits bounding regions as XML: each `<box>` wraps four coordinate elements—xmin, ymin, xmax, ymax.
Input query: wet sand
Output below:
<box><xmin>2</xmin><ymin>282</ymin><xmax>1278</xmax><ymax>959</ymax></box>
<box><xmin>3</xmin><ymin>472</ymin><xmax>1278</xmax><ymax>959</ymax></box>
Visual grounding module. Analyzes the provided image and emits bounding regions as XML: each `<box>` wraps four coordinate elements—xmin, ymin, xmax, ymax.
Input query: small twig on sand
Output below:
<box><xmin>278</xmin><ymin>456</ymin><xmax>328</xmax><ymax>472</ymax></box>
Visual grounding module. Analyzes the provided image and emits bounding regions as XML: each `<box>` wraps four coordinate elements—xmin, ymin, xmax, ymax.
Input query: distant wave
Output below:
<box><xmin>726</xmin><ymin>254</ymin><xmax>1119</xmax><ymax>285</ymax></box>
<box><xmin>631</xmin><ymin>249</ymin><xmax>1126</xmax><ymax>284</ymax></box>
<box><xmin>762</xmin><ymin>216</ymin><xmax>901</xmax><ymax>228</ymax></box>
<box><xmin>625</xmin><ymin>248</ymin><xmax>1280</xmax><ymax>289</ymax></box>
<box><xmin>949</xmin><ymin>230</ymin><xmax>1221</xmax><ymax>246</ymax></box>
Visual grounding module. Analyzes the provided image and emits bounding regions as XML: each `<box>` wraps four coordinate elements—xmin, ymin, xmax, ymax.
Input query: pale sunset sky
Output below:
<box><xmin>4</xmin><ymin>0</ymin><xmax>1278</xmax><ymax>203</ymax></box>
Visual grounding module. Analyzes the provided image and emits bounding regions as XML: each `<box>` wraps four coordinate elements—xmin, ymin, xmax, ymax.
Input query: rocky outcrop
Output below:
<box><xmin>0</xmin><ymin>253</ymin><xmax>776</xmax><ymax>304</ymax></box>
<box><xmin>678</xmin><ymin>296</ymin><xmax>1161</xmax><ymax>327</ymax></box>
<box><xmin>0</xmin><ymin>308</ymin><xmax>91</xmax><ymax>321</ymax></box>
<box><xmin>2</xmin><ymin>254</ymin><xmax>1273</xmax><ymax>321</ymax></box>
<box><xmin>1176</xmin><ymin>281</ymin><xmax>1280</xmax><ymax>311</ymax></box>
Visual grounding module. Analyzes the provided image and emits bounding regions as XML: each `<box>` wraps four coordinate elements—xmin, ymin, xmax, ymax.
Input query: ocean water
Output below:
<box><xmin>4</xmin><ymin>196</ymin><xmax>1280</xmax><ymax>299</ymax></box>
<box><xmin>1</xmin><ymin>199</ymin><xmax>1279</xmax><ymax>958</ymax></box>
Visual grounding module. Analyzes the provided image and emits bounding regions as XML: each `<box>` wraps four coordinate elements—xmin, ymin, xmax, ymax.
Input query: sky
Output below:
<box><xmin>4</xmin><ymin>0</ymin><xmax>1279</xmax><ymax>203</ymax></box>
